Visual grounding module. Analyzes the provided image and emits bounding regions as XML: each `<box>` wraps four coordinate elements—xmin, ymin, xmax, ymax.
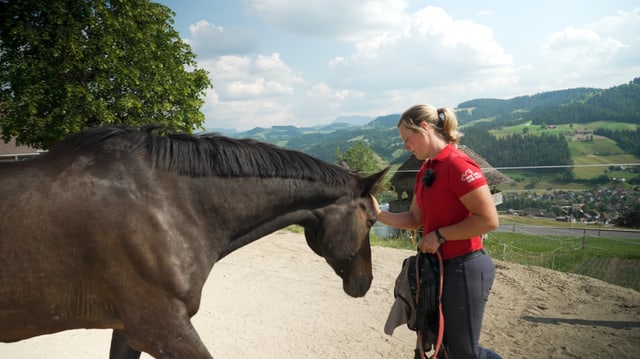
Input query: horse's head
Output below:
<box><xmin>304</xmin><ymin>168</ymin><xmax>389</xmax><ymax>297</ymax></box>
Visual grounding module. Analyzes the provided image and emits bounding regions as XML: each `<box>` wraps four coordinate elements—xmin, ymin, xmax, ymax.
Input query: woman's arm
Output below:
<box><xmin>371</xmin><ymin>195</ymin><xmax>423</xmax><ymax>230</ymax></box>
<box><xmin>417</xmin><ymin>184</ymin><xmax>498</xmax><ymax>253</ymax></box>
<box><xmin>433</xmin><ymin>184</ymin><xmax>498</xmax><ymax>241</ymax></box>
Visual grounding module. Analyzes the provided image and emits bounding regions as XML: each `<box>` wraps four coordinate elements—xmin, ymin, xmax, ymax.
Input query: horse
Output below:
<box><xmin>0</xmin><ymin>125</ymin><xmax>389</xmax><ymax>358</ymax></box>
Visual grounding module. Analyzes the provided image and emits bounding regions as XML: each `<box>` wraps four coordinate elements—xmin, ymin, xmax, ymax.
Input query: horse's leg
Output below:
<box><xmin>109</xmin><ymin>329</ymin><xmax>141</xmax><ymax>359</ymax></box>
<box><xmin>116</xmin><ymin>303</ymin><xmax>213</xmax><ymax>359</ymax></box>
<box><xmin>125</xmin><ymin>319</ymin><xmax>212</xmax><ymax>359</ymax></box>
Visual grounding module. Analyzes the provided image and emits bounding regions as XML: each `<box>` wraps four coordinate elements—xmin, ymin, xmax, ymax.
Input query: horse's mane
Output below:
<box><xmin>53</xmin><ymin>125</ymin><xmax>353</xmax><ymax>186</ymax></box>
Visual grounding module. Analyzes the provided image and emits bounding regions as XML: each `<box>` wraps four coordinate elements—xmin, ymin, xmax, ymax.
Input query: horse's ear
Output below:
<box><xmin>359</xmin><ymin>167</ymin><xmax>390</xmax><ymax>197</ymax></box>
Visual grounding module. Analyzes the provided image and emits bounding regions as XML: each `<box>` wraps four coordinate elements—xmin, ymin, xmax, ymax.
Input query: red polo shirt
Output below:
<box><xmin>414</xmin><ymin>144</ymin><xmax>487</xmax><ymax>259</ymax></box>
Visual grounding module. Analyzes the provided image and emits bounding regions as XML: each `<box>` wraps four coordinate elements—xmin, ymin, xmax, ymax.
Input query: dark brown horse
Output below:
<box><xmin>0</xmin><ymin>125</ymin><xmax>388</xmax><ymax>358</ymax></box>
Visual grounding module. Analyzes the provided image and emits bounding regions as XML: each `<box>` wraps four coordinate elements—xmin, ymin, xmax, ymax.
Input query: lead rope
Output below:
<box><xmin>416</xmin><ymin>251</ymin><xmax>445</xmax><ymax>359</ymax></box>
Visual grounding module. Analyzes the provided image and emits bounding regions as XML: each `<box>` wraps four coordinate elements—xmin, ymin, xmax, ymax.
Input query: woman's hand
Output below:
<box><xmin>369</xmin><ymin>194</ymin><xmax>382</xmax><ymax>216</ymax></box>
<box><xmin>417</xmin><ymin>231</ymin><xmax>440</xmax><ymax>254</ymax></box>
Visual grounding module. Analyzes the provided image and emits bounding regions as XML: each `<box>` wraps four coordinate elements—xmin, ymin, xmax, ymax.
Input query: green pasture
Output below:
<box><xmin>483</xmin><ymin>231</ymin><xmax>640</xmax><ymax>291</ymax></box>
<box><xmin>489</xmin><ymin>121</ymin><xmax>637</xmax><ymax>138</ymax></box>
<box><xmin>371</xmin><ymin>229</ymin><xmax>640</xmax><ymax>292</ymax></box>
<box><xmin>569</xmin><ymin>138</ymin><xmax>637</xmax><ymax>179</ymax></box>
<box><xmin>286</xmin><ymin>217</ymin><xmax>640</xmax><ymax>291</ymax></box>
<box><xmin>495</xmin><ymin>172</ymin><xmax>589</xmax><ymax>191</ymax></box>
<box><xmin>482</xmin><ymin>121</ymin><xmax>640</xmax><ymax>189</ymax></box>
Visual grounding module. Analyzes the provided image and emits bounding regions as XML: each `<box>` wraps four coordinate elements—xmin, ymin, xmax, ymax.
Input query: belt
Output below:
<box><xmin>443</xmin><ymin>248</ymin><xmax>486</xmax><ymax>265</ymax></box>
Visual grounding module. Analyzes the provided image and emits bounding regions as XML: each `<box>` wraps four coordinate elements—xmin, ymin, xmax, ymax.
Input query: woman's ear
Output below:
<box><xmin>420</xmin><ymin>121</ymin><xmax>430</xmax><ymax>133</ymax></box>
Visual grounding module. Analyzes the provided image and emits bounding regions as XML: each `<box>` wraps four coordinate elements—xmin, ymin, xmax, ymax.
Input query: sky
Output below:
<box><xmin>156</xmin><ymin>0</ymin><xmax>640</xmax><ymax>132</ymax></box>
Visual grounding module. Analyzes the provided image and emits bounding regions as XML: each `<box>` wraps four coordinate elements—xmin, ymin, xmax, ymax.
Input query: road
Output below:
<box><xmin>495</xmin><ymin>223</ymin><xmax>640</xmax><ymax>241</ymax></box>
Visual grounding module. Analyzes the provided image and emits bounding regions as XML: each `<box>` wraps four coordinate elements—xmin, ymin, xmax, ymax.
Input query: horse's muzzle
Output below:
<box><xmin>343</xmin><ymin>273</ymin><xmax>372</xmax><ymax>297</ymax></box>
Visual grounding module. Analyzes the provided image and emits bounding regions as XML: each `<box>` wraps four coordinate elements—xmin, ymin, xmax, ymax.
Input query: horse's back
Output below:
<box><xmin>0</xmin><ymin>146</ymin><xmax>152</xmax><ymax>340</ymax></box>
<box><xmin>0</xmin><ymin>133</ymin><xmax>219</xmax><ymax>343</ymax></box>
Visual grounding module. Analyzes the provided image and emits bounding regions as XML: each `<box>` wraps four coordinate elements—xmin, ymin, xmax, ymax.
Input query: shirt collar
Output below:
<box><xmin>430</xmin><ymin>143</ymin><xmax>455</xmax><ymax>163</ymax></box>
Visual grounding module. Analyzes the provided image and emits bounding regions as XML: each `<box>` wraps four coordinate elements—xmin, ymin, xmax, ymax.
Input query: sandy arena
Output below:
<box><xmin>1</xmin><ymin>231</ymin><xmax>638</xmax><ymax>358</ymax></box>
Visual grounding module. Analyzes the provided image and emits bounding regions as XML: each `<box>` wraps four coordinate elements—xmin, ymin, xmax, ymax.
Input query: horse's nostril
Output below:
<box><xmin>343</xmin><ymin>274</ymin><xmax>372</xmax><ymax>297</ymax></box>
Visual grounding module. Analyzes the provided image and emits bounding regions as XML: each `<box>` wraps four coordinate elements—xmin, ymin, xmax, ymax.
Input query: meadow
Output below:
<box><xmin>483</xmin><ymin>121</ymin><xmax>640</xmax><ymax>191</ymax></box>
<box><xmin>368</xmin><ymin>216</ymin><xmax>640</xmax><ymax>292</ymax></box>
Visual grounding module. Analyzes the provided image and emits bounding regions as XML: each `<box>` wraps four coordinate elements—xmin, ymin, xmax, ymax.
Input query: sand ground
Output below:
<box><xmin>1</xmin><ymin>231</ymin><xmax>639</xmax><ymax>358</ymax></box>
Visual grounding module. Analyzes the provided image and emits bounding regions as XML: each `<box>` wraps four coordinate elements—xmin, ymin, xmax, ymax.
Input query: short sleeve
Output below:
<box><xmin>447</xmin><ymin>155</ymin><xmax>487</xmax><ymax>197</ymax></box>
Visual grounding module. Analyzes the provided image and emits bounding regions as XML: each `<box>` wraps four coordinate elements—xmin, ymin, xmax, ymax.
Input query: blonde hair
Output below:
<box><xmin>397</xmin><ymin>104</ymin><xmax>461</xmax><ymax>144</ymax></box>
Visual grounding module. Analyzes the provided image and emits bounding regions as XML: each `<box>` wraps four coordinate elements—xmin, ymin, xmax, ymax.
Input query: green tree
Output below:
<box><xmin>0</xmin><ymin>0</ymin><xmax>212</xmax><ymax>149</ymax></box>
<box><xmin>615</xmin><ymin>204</ymin><xmax>640</xmax><ymax>229</ymax></box>
<box><xmin>335</xmin><ymin>140</ymin><xmax>380</xmax><ymax>173</ymax></box>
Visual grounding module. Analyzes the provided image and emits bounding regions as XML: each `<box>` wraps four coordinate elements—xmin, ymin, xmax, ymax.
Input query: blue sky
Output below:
<box><xmin>156</xmin><ymin>0</ymin><xmax>640</xmax><ymax>131</ymax></box>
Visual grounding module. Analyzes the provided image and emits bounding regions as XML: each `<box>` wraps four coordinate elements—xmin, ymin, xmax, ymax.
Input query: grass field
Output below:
<box><xmin>488</xmin><ymin>121</ymin><xmax>640</xmax><ymax>188</ymax></box>
<box><xmin>489</xmin><ymin>121</ymin><xmax>637</xmax><ymax>138</ymax></box>
<box><xmin>372</xmin><ymin>231</ymin><xmax>640</xmax><ymax>292</ymax></box>
<box><xmin>369</xmin><ymin>121</ymin><xmax>640</xmax><ymax>288</ymax></box>
<box><xmin>368</xmin><ymin>216</ymin><xmax>640</xmax><ymax>292</ymax></box>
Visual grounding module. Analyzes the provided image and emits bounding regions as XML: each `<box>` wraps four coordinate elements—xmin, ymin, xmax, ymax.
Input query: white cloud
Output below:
<box><xmin>246</xmin><ymin>0</ymin><xmax>407</xmax><ymax>40</ymax></box>
<box><xmin>197</xmin><ymin>3</ymin><xmax>519</xmax><ymax>129</ymax></box>
<box><xmin>185</xmin><ymin>2</ymin><xmax>639</xmax><ymax>131</ymax></box>
<box><xmin>202</xmin><ymin>53</ymin><xmax>303</xmax><ymax>101</ymax></box>
<box><xmin>475</xmin><ymin>9</ymin><xmax>492</xmax><ymax>17</ymax></box>
<box><xmin>201</xmin><ymin>93</ymin><xmax>293</xmax><ymax>131</ymax></box>
<box><xmin>196</xmin><ymin>53</ymin><xmax>308</xmax><ymax>130</ymax></box>
<box><xmin>185</xmin><ymin>20</ymin><xmax>259</xmax><ymax>56</ymax></box>
<box><xmin>534</xmin><ymin>7</ymin><xmax>640</xmax><ymax>90</ymax></box>
<box><xmin>590</xmin><ymin>6</ymin><xmax>640</xmax><ymax>42</ymax></box>
<box><xmin>327</xmin><ymin>5</ymin><xmax>516</xmax><ymax>105</ymax></box>
<box><xmin>544</xmin><ymin>26</ymin><xmax>624</xmax><ymax>64</ymax></box>
<box><xmin>328</xmin><ymin>56</ymin><xmax>346</xmax><ymax>67</ymax></box>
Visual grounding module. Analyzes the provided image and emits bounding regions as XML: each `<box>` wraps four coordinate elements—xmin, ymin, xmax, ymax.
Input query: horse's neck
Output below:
<box><xmin>210</xmin><ymin>177</ymin><xmax>346</xmax><ymax>256</ymax></box>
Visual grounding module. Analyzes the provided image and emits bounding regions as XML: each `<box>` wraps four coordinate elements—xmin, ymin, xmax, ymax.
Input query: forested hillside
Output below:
<box><xmin>456</xmin><ymin>78</ymin><xmax>640</xmax><ymax>127</ymax></box>
<box><xmin>459</xmin><ymin>128</ymin><xmax>572</xmax><ymax>170</ymax></box>
<box><xmin>594</xmin><ymin>127</ymin><xmax>640</xmax><ymax>158</ymax></box>
<box><xmin>456</xmin><ymin>88</ymin><xmax>599</xmax><ymax>127</ymax></box>
<box><xmin>282</xmin><ymin>114</ymin><xmax>408</xmax><ymax>165</ymax></box>
<box><xmin>233</xmin><ymin>77</ymin><xmax>640</xmax><ymax>171</ymax></box>
<box><xmin>527</xmin><ymin>78</ymin><xmax>640</xmax><ymax>126</ymax></box>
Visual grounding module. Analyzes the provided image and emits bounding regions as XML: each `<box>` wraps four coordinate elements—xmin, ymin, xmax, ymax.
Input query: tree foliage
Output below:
<box><xmin>456</xmin><ymin>88</ymin><xmax>599</xmax><ymax>126</ymax></box>
<box><xmin>456</xmin><ymin>79</ymin><xmax>640</xmax><ymax>128</ymax></box>
<box><xmin>594</xmin><ymin>127</ymin><xmax>640</xmax><ymax>158</ymax></box>
<box><xmin>615</xmin><ymin>203</ymin><xmax>640</xmax><ymax>229</ymax></box>
<box><xmin>335</xmin><ymin>140</ymin><xmax>381</xmax><ymax>174</ymax></box>
<box><xmin>461</xmin><ymin>127</ymin><xmax>573</xmax><ymax>170</ymax></box>
<box><xmin>0</xmin><ymin>0</ymin><xmax>212</xmax><ymax>149</ymax></box>
<box><xmin>526</xmin><ymin>78</ymin><xmax>640</xmax><ymax>126</ymax></box>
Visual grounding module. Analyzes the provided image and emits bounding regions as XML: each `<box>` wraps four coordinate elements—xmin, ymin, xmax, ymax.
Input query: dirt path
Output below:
<box><xmin>1</xmin><ymin>231</ymin><xmax>638</xmax><ymax>358</ymax></box>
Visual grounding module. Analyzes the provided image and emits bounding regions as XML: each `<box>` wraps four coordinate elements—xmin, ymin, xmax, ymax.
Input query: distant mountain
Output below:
<box><xmin>368</xmin><ymin>114</ymin><xmax>398</xmax><ymax>128</ymax></box>
<box><xmin>230</xmin><ymin>77</ymin><xmax>640</xmax><ymax>166</ymax></box>
<box><xmin>331</xmin><ymin>115</ymin><xmax>373</xmax><ymax>126</ymax></box>
<box><xmin>202</xmin><ymin>128</ymin><xmax>237</xmax><ymax>136</ymax></box>
<box><xmin>526</xmin><ymin>78</ymin><xmax>640</xmax><ymax>126</ymax></box>
<box><xmin>456</xmin><ymin>87</ymin><xmax>599</xmax><ymax>126</ymax></box>
<box><xmin>456</xmin><ymin>77</ymin><xmax>640</xmax><ymax>127</ymax></box>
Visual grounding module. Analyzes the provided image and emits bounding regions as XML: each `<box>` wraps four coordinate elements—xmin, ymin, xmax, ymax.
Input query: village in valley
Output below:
<box><xmin>501</xmin><ymin>184</ymin><xmax>639</xmax><ymax>225</ymax></box>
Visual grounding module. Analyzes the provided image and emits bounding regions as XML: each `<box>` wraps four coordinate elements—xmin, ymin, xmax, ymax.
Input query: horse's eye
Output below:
<box><xmin>367</xmin><ymin>218</ymin><xmax>376</xmax><ymax>227</ymax></box>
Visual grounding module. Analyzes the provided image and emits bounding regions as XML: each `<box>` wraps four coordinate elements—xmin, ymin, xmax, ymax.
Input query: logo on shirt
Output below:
<box><xmin>461</xmin><ymin>168</ymin><xmax>482</xmax><ymax>183</ymax></box>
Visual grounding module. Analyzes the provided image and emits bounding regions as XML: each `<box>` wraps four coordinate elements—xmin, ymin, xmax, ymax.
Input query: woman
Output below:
<box><xmin>373</xmin><ymin>104</ymin><xmax>501</xmax><ymax>358</ymax></box>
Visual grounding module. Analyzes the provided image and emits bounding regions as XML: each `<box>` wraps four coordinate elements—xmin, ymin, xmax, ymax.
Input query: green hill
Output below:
<box><xmin>231</xmin><ymin>77</ymin><xmax>640</xmax><ymax>190</ymax></box>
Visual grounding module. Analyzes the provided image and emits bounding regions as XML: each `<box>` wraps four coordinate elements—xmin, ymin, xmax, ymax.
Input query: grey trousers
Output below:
<box><xmin>439</xmin><ymin>251</ymin><xmax>501</xmax><ymax>359</ymax></box>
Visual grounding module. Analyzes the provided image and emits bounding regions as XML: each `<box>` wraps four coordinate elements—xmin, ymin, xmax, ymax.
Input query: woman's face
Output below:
<box><xmin>398</xmin><ymin>123</ymin><xmax>429</xmax><ymax>160</ymax></box>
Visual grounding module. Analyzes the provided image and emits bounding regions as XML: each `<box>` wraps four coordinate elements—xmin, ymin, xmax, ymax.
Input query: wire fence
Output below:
<box><xmin>484</xmin><ymin>224</ymin><xmax>640</xmax><ymax>291</ymax></box>
<box><xmin>373</xmin><ymin>223</ymin><xmax>640</xmax><ymax>291</ymax></box>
